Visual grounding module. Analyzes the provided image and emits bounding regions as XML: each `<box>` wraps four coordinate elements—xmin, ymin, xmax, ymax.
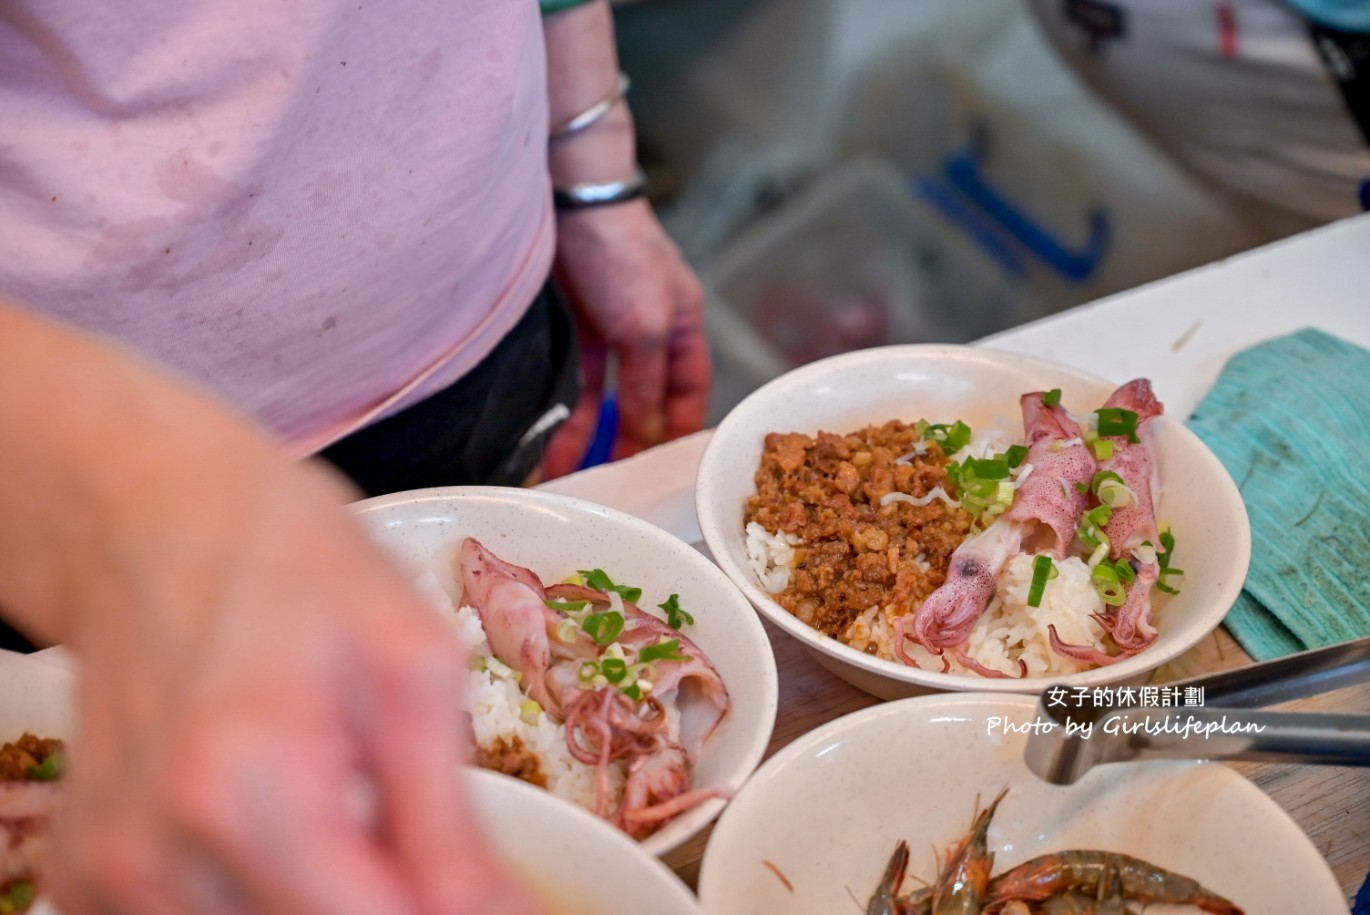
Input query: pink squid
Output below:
<box><xmin>459</xmin><ymin>537</ymin><xmax>597</xmax><ymax>717</ymax></box>
<box><xmin>896</xmin><ymin>391</ymin><xmax>1097</xmax><ymax>677</ymax></box>
<box><xmin>458</xmin><ymin>539</ymin><xmax>731</xmax><ymax>837</ymax></box>
<box><xmin>1051</xmin><ymin>379</ymin><xmax>1166</xmax><ymax>665</ymax></box>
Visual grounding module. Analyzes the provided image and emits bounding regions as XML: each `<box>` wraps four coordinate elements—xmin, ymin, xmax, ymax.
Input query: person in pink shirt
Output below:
<box><xmin>0</xmin><ymin>0</ymin><xmax>705</xmax><ymax>911</ymax></box>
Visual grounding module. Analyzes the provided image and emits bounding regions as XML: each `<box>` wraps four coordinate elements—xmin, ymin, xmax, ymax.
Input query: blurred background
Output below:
<box><xmin>610</xmin><ymin>0</ymin><xmax>1280</xmax><ymax>423</ymax></box>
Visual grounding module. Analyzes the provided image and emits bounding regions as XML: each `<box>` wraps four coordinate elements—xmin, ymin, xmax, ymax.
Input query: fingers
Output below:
<box><xmin>353</xmin><ymin>625</ymin><xmax>541</xmax><ymax>915</ymax></box>
<box><xmin>613</xmin><ymin>273</ymin><xmax>709</xmax><ymax>458</ymax></box>
<box><xmin>663</xmin><ymin>286</ymin><xmax>712</xmax><ymax>441</ymax></box>
<box><xmin>542</xmin><ymin>338</ymin><xmax>606</xmax><ymax>478</ymax></box>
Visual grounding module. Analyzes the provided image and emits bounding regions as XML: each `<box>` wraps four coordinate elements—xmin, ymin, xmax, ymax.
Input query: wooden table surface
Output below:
<box><xmin>662</xmin><ymin>620</ymin><xmax>1370</xmax><ymax>907</ymax></box>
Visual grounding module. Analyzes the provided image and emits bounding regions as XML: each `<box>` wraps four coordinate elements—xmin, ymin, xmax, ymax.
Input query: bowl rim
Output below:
<box><xmin>466</xmin><ymin>768</ymin><xmax>705</xmax><ymax>914</ymax></box>
<box><xmin>348</xmin><ymin>484</ymin><xmax>781</xmax><ymax>856</ymax></box>
<box><xmin>695</xmin><ymin>343</ymin><xmax>1252</xmax><ymax>694</ymax></box>
<box><xmin>695</xmin><ymin>691</ymin><xmax>1341</xmax><ymax>912</ymax></box>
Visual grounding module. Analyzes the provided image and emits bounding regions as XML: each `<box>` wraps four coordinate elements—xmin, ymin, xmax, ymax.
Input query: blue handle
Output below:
<box><xmin>576</xmin><ymin>394</ymin><xmax>619</xmax><ymax>471</ymax></box>
<box><xmin>943</xmin><ymin>144</ymin><xmax>1111</xmax><ymax>282</ymax></box>
<box><xmin>913</xmin><ymin>174</ymin><xmax>1026</xmax><ymax>278</ymax></box>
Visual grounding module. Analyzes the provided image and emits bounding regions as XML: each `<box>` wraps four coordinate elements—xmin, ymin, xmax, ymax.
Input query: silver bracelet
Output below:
<box><xmin>552</xmin><ymin>167</ymin><xmax>648</xmax><ymax>210</ymax></box>
<box><xmin>549</xmin><ymin>72</ymin><xmax>630</xmax><ymax>140</ymax></box>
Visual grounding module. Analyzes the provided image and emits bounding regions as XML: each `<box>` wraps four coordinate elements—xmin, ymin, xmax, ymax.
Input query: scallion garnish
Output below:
<box><xmin>1042</xmin><ymin>389</ymin><xmax>1062</xmax><ymax>407</ymax></box>
<box><xmin>28</xmin><ymin>752</ymin><xmax>63</xmax><ymax>782</ymax></box>
<box><xmin>1004</xmin><ymin>444</ymin><xmax>1028</xmax><ymax>468</ymax></box>
<box><xmin>1156</xmin><ymin>528</ymin><xmax>1184</xmax><ymax>595</ymax></box>
<box><xmin>658</xmin><ymin>593</ymin><xmax>694</xmax><ymax>629</ymax></box>
<box><xmin>1095</xmin><ymin>407</ymin><xmax>1140</xmax><ymax>443</ymax></box>
<box><xmin>0</xmin><ymin>881</ymin><xmax>35</xmax><ymax>914</ymax></box>
<box><xmin>544</xmin><ymin>598</ymin><xmax>589</xmax><ymax>613</ymax></box>
<box><xmin>1027</xmin><ymin>555</ymin><xmax>1056</xmax><ymax>607</ymax></box>
<box><xmin>577</xmin><ymin>568</ymin><xmax>643</xmax><ymax>604</ymax></box>
<box><xmin>599</xmin><ymin>657</ymin><xmax>629</xmax><ymax>683</ymax></box>
<box><xmin>920</xmin><ymin>419</ymin><xmax>973</xmax><ymax>455</ymax></box>
<box><xmin>639</xmin><ymin>638</ymin><xmax>691</xmax><ymax>663</ymax></box>
<box><xmin>1091</xmin><ymin>438</ymin><xmax>1115</xmax><ymax>461</ymax></box>
<box><xmin>1090</xmin><ymin>563</ymin><xmax>1128</xmax><ymax>606</ymax></box>
<box><xmin>582</xmin><ymin>611</ymin><xmax>625</xmax><ymax>646</ymax></box>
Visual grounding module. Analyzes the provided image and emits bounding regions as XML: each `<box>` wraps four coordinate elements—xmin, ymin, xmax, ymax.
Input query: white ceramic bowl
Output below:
<box><xmin>698</xmin><ymin>694</ymin><xmax>1343</xmax><ymax>915</ymax></box>
<box><xmin>349</xmin><ymin>486</ymin><xmax>779</xmax><ymax>857</ymax></box>
<box><xmin>0</xmin><ymin>651</ymin><xmax>706</xmax><ymax>915</ymax></box>
<box><xmin>466</xmin><ymin>768</ymin><xmax>705</xmax><ymax>915</ymax></box>
<box><xmin>696</xmin><ymin>344</ymin><xmax>1250</xmax><ymax>700</ymax></box>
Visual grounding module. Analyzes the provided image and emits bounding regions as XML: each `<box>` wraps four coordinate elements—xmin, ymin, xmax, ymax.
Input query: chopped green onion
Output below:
<box><xmin>578</xmin><ymin>660</ymin><xmax>599</xmax><ymax>682</ymax></box>
<box><xmin>1155</xmin><ymin>528</ymin><xmax>1184</xmax><ymax>595</ymax></box>
<box><xmin>920</xmin><ymin>419</ymin><xmax>973</xmax><ymax>455</ymax></box>
<box><xmin>599</xmin><ymin>658</ymin><xmax>629</xmax><ymax>683</ymax></box>
<box><xmin>1086</xmin><ymin>539</ymin><xmax>1110</xmax><ymax>568</ymax></box>
<box><xmin>28</xmin><ymin>752</ymin><xmax>63</xmax><ymax>782</ymax></box>
<box><xmin>1090</xmin><ymin>438</ymin><xmax>1115</xmax><ymax>461</ymax></box>
<box><xmin>1042</xmin><ymin>389</ymin><xmax>1062</xmax><ymax>407</ymax></box>
<box><xmin>1091</xmin><ymin>563</ymin><xmax>1127</xmax><ymax>606</ymax></box>
<box><xmin>519</xmin><ymin>699</ymin><xmax>542</xmax><ymax>724</ymax></box>
<box><xmin>1004</xmin><ymin>444</ymin><xmax>1029</xmax><ymax>468</ymax></box>
<box><xmin>582</xmin><ymin>611</ymin><xmax>625</xmax><ymax>646</ymax></box>
<box><xmin>1027</xmin><ymin>555</ymin><xmax>1056</xmax><ymax>607</ymax></box>
<box><xmin>658</xmin><ymin>594</ymin><xmax>694</xmax><ymax>629</ymax></box>
<box><xmin>544</xmin><ymin>599</ymin><xmax>589</xmax><ymax>613</ymax></box>
<box><xmin>554</xmin><ymin>617</ymin><xmax>579</xmax><ymax>644</ymax></box>
<box><xmin>577</xmin><ymin>568</ymin><xmax>643</xmax><ymax>604</ymax></box>
<box><xmin>639</xmin><ymin>638</ymin><xmax>691</xmax><ymax>663</ymax></box>
<box><xmin>620</xmin><ymin>683</ymin><xmax>643</xmax><ymax>701</ymax></box>
<box><xmin>1086</xmin><ymin>505</ymin><xmax>1113</xmax><ymax>529</ymax></box>
<box><xmin>0</xmin><ymin>881</ymin><xmax>35</xmax><ymax>914</ymax></box>
<box><xmin>1095</xmin><ymin>407</ymin><xmax>1140</xmax><ymax>443</ymax></box>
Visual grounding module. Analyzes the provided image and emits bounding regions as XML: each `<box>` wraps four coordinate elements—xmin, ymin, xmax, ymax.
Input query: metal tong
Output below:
<box><xmin>1025</xmin><ymin>636</ymin><xmax>1370</xmax><ymax>784</ymax></box>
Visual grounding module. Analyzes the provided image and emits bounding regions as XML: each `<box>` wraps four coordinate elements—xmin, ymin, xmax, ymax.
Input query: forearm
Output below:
<box><xmin>543</xmin><ymin>0</ymin><xmax>639</xmax><ymax>188</ymax></box>
<box><xmin>0</xmin><ymin>300</ymin><xmax>355</xmax><ymax>648</ymax></box>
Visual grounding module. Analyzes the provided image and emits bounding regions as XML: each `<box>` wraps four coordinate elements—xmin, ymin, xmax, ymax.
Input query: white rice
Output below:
<box><xmin>744</xmin><ymin>521</ymin><xmax>802</xmax><ymax>593</ymax></box>
<box><xmin>746</xmin><ymin>529</ymin><xmax>1109</xmax><ymax>678</ymax></box>
<box><xmin>416</xmin><ymin>572</ymin><xmax>624</xmax><ymax>814</ymax></box>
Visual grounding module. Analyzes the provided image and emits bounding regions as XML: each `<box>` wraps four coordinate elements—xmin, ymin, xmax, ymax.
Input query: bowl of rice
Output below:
<box><xmin>349</xmin><ymin>486</ymin><xmax>779</xmax><ymax>857</ymax></box>
<box><xmin>695</xmin><ymin>345</ymin><xmax>1249</xmax><ymax>700</ymax></box>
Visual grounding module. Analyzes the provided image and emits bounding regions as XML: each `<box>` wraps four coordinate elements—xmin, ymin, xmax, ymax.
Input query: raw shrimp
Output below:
<box><xmin>931</xmin><ymin>788</ymin><xmax>1008</xmax><ymax>915</ymax></box>
<box><xmin>866</xmin><ymin>790</ymin><xmax>1007</xmax><ymax>915</ymax></box>
<box><xmin>982</xmin><ymin>850</ymin><xmax>1243</xmax><ymax>915</ymax></box>
<box><xmin>867</xmin><ymin>841</ymin><xmax>911</xmax><ymax>915</ymax></box>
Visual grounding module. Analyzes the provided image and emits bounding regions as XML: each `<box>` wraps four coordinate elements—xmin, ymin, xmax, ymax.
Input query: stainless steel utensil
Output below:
<box><xmin>1025</xmin><ymin>636</ymin><xmax>1370</xmax><ymax>784</ymax></box>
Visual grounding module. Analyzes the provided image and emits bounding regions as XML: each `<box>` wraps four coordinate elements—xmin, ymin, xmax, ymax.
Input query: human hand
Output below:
<box><xmin>543</xmin><ymin>200</ymin><xmax>711</xmax><ymax>478</ymax></box>
<box><xmin>42</xmin><ymin>457</ymin><xmax>543</xmax><ymax>915</ymax></box>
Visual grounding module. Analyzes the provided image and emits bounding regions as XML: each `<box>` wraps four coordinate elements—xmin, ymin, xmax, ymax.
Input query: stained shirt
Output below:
<box><xmin>0</xmin><ymin>0</ymin><xmax>554</xmax><ymax>454</ymax></box>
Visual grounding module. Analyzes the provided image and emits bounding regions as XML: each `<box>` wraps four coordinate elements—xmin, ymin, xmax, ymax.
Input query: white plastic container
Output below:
<box><xmin>703</xmin><ymin>157</ymin><xmax>1034</xmax><ymax>422</ymax></box>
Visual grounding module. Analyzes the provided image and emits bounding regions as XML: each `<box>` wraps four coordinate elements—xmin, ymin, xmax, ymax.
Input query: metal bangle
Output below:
<box><xmin>552</xmin><ymin>168</ymin><xmax>648</xmax><ymax>211</ymax></box>
<box><xmin>549</xmin><ymin>72</ymin><xmax>630</xmax><ymax>140</ymax></box>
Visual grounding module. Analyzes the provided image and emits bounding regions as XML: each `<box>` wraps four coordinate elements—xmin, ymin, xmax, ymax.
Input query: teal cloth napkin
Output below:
<box><xmin>1186</xmin><ymin>328</ymin><xmax>1370</xmax><ymax>661</ymax></box>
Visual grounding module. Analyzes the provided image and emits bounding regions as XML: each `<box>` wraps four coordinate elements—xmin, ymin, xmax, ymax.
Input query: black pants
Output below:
<box><xmin>317</xmin><ymin>279</ymin><xmax>581</xmax><ymax>497</ymax></box>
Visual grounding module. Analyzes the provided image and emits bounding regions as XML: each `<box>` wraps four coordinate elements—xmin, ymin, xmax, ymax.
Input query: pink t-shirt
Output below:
<box><xmin>0</xmin><ymin>0</ymin><xmax>555</xmax><ymax>454</ymax></box>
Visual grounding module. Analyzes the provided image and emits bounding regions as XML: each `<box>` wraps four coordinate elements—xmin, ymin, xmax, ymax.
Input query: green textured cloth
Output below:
<box><xmin>1186</xmin><ymin>328</ymin><xmax>1370</xmax><ymax>661</ymax></box>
